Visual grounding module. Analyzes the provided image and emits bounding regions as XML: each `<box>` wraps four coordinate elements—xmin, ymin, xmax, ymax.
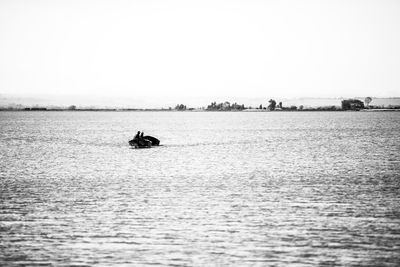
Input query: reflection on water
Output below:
<box><xmin>1</xmin><ymin>111</ymin><xmax>399</xmax><ymax>266</ymax></box>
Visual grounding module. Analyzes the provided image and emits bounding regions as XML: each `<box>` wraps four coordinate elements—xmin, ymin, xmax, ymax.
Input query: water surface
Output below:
<box><xmin>1</xmin><ymin>111</ymin><xmax>399</xmax><ymax>266</ymax></box>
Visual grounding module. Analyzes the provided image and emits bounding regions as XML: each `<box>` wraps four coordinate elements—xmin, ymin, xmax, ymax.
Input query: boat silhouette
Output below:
<box><xmin>129</xmin><ymin>135</ymin><xmax>160</xmax><ymax>149</ymax></box>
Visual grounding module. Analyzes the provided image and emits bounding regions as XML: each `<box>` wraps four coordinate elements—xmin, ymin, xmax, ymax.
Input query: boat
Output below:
<box><xmin>129</xmin><ymin>135</ymin><xmax>160</xmax><ymax>149</ymax></box>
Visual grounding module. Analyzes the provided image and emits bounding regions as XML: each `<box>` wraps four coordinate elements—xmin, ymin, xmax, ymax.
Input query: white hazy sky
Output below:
<box><xmin>0</xmin><ymin>0</ymin><xmax>399</xmax><ymax>99</ymax></box>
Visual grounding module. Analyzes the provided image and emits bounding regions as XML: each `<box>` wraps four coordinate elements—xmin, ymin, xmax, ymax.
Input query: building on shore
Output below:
<box><xmin>341</xmin><ymin>99</ymin><xmax>365</xmax><ymax>111</ymax></box>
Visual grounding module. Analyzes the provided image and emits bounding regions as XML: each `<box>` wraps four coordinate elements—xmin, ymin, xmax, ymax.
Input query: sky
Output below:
<box><xmin>0</xmin><ymin>0</ymin><xmax>399</xmax><ymax>100</ymax></box>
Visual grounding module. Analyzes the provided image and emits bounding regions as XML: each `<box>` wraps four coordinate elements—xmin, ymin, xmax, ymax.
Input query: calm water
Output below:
<box><xmin>1</xmin><ymin>111</ymin><xmax>399</xmax><ymax>266</ymax></box>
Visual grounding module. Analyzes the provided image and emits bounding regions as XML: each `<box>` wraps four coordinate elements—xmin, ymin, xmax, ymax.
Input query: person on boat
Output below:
<box><xmin>137</xmin><ymin>131</ymin><xmax>150</xmax><ymax>146</ymax></box>
<box><xmin>138</xmin><ymin>131</ymin><xmax>148</xmax><ymax>146</ymax></box>
<box><xmin>134</xmin><ymin>131</ymin><xmax>140</xmax><ymax>141</ymax></box>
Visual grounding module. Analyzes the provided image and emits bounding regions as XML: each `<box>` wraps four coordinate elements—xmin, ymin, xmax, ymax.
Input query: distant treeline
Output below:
<box><xmin>2</xmin><ymin>97</ymin><xmax>400</xmax><ymax>111</ymax></box>
<box><xmin>206</xmin><ymin>102</ymin><xmax>245</xmax><ymax>111</ymax></box>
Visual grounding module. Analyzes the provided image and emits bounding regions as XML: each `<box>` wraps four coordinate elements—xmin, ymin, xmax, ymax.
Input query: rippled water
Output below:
<box><xmin>1</xmin><ymin>111</ymin><xmax>399</xmax><ymax>266</ymax></box>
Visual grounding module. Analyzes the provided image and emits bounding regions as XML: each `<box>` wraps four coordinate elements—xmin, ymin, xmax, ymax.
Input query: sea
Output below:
<box><xmin>1</xmin><ymin>111</ymin><xmax>399</xmax><ymax>266</ymax></box>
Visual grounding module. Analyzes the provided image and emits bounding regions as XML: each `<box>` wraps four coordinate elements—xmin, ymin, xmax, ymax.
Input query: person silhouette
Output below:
<box><xmin>134</xmin><ymin>131</ymin><xmax>140</xmax><ymax>140</ymax></box>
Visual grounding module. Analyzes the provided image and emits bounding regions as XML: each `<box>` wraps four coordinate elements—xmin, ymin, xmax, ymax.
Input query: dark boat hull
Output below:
<box><xmin>143</xmin><ymin>136</ymin><xmax>160</xmax><ymax>146</ymax></box>
<box><xmin>129</xmin><ymin>135</ymin><xmax>160</xmax><ymax>148</ymax></box>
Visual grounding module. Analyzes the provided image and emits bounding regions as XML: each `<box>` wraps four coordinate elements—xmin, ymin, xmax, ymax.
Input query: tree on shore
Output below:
<box><xmin>206</xmin><ymin>101</ymin><xmax>245</xmax><ymax>111</ymax></box>
<box><xmin>175</xmin><ymin>104</ymin><xmax>187</xmax><ymax>110</ymax></box>
<box><xmin>364</xmin><ymin>97</ymin><xmax>372</xmax><ymax>107</ymax></box>
<box><xmin>268</xmin><ymin>99</ymin><xmax>276</xmax><ymax>110</ymax></box>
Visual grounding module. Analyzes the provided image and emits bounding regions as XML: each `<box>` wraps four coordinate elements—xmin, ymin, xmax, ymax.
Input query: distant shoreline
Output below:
<box><xmin>2</xmin><ymin>98</ymin><xmax>400</xmax><ymax>112</ymax></box>
<box><xmin>1</xmin><ymin>108</ymin><xmax>400</xmax><ymax>112</ymax></box>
